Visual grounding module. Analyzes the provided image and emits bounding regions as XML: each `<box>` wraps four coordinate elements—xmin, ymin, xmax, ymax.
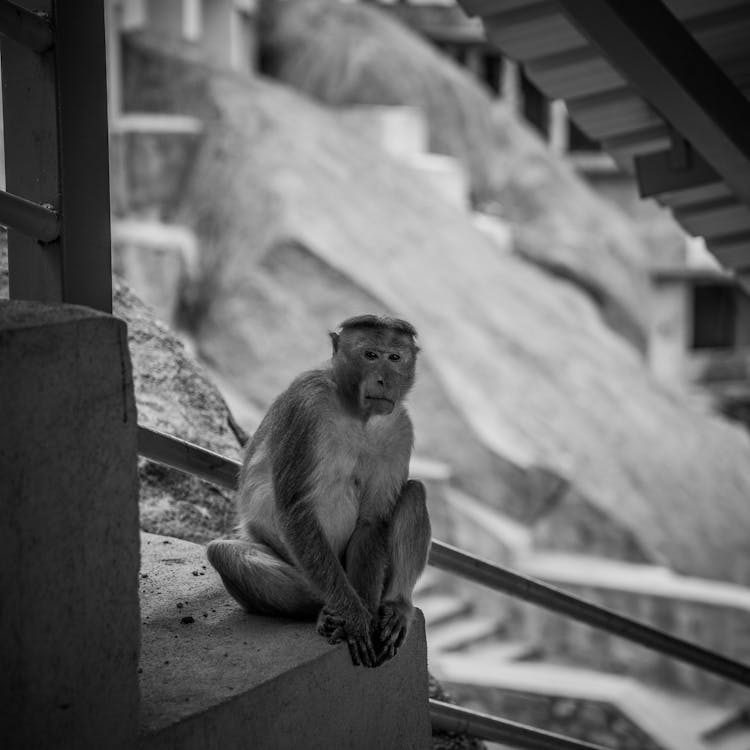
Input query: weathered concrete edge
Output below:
<box><xmin>138</xmin><ymin>531</ymin><xmax>431</xmax><ymax>749</ymax></box>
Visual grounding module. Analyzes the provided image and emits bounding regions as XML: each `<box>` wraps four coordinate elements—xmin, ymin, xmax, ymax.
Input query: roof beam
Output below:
<box><xmin>635</xmin><ymin>140</ymin><xmax>720</xmax><ymax>198</ymax></box>
<box><xmin>554</xmin><ymin>0</ymin><xmax>750</xmax><ymax>208</ymax></box>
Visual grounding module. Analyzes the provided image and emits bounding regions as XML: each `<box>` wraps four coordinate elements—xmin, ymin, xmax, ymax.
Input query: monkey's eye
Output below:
<box><xmin>364</xmin><ymin>350</ymin><xmax>378</xmax><ymax>361</ymax></box>
<box><xmin>388</xmin><ymin>353</ymin><xmax>401</xmax><ymax>362</ymax></box>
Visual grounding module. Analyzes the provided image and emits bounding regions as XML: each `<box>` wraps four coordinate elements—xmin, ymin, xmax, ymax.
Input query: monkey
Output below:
<box><xmin>207</xmin><ymin>314</ymin><xmax>431</xmax><ymax>668</ymax></box>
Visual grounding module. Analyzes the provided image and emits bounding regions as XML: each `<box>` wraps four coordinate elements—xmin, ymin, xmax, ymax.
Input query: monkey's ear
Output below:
<box><xmin>329</xmin><ymin>331</ymin><xmax>340</xmax><ymax>353</ymax></box>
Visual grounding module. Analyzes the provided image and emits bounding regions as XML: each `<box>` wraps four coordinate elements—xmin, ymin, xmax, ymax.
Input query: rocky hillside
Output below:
<box><xmin>258</xmin><ymin>0</ymin><xmax>651</xmax><ymax>351</ymax></box>
<box><xmin>118</xmin><ymin>35</ymin><xmax>750</xmax><ymax>587</ymax></box>
<box><xmin>0</xmin><ymin>237</ymin><xmax>241</xmax><ymax>543</ymax></box>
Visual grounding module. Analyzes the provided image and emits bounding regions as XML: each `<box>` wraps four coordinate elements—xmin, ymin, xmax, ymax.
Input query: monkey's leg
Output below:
<box><xmin>343</xmin><ymin>518</ymin><xmax>389</xmax><ymax>614</ymax></box>
<box><xmin>206</xmin><ymin>539</ymin><xmax>322</xmax><ymax>618</ymax></box>
<box><xmin>376</xmin><ymin>479</ymin><xmax>431</xmax><ymax>664</ymax></box>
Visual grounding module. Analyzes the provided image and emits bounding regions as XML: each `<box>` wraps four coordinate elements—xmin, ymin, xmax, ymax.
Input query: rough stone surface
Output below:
<box><xmin>0</xmin><ymin>300</ymin><xmax>140</xmax><ymax>749</ymax></box>
<box><xmin>139</xmin><ymin>532</ymin><xmax>432</xmax><ymax>749</ymax></box>
<box><xmin>113</xmin><ymin>280</ymin><xmax>243</xmax><ymax>543</ymax></box>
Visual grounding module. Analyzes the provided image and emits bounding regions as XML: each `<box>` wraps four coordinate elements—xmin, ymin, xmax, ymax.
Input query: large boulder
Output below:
<box><xmin>258</xmin><ymin>0</ymin><xmax>651</xmax><ymax>351</ymax></box>
<box><xmin>118</xmin><ymin>39</ymin><xmax>750</xmax><ymax>587</ymax></box>
<box><xmin>113</xmin><ymin>280</ymin><xmax>241</xmax><ymax>542</ymax></box>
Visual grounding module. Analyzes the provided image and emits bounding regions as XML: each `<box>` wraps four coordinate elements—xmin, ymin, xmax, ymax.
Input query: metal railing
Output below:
<box><xmin>431</xmin><ymin>701</ymin><xmax>608</xmax><ymax>750</ymax></box>
<box><xmin>0</xmin><ymin>190</ymin><xmax>59</xmax><ymax>243</ymax></box>
<box><xmin>138</xmin><ymin>425</ymin><xmax>750</xmax><ymax>746</ymax></box>
<box><xmin>429</xmin><ymin>541</ymin><xmax>750</xmax><ymax>688</ymax></box>
<box><xmin>0</xmin><ymin>0</ymin><xmax>112</xmax><ymax>311</ymax></box>
<box><xmin>0</xmin><ymin>1</ymin><xmax>51</xmax><ymax>53</ymax></box>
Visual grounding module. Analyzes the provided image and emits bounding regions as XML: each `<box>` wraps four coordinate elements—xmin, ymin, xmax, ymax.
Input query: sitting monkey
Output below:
<box><xmin>207</xmin><ymin>315</ymin><xmax>431</xmax><ymax>667</ymax></box>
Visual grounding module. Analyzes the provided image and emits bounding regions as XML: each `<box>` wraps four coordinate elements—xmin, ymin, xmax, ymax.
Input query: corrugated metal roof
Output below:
<box><xmin>458</xmin><ymin>0</ymin><xmax>750</xmax><ymax>285</ymax></box>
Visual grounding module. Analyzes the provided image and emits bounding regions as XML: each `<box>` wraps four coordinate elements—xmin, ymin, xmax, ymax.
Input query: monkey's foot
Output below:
<box><xmin>317</xmin><ymin>604</ymin><xmax>378</xmax><ymax>668</ymax></box>
<box><xmin>316</xmin><ymin>607</ymin><xmax>345</xmax><ymax>642</ymax></box>
<box><xmin>374</xmin><ymin>600</ymin><xmax>412</xmax><ymax>666</ymax></box>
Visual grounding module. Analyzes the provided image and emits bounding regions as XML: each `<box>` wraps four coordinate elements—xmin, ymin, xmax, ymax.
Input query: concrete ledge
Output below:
<box><xmin>139</xmin><ymin>532</ymin><xmax>431</xmax><ymax>749</ymax></box>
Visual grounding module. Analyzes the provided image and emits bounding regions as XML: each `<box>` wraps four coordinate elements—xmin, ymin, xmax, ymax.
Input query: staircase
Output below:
<box><xmin>416</xmin><ymin>495</ymin><xmax>750</xmax><ymax>750</ymax></box>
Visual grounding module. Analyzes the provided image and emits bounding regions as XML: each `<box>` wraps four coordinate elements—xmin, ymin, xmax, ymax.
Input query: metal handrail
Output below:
<box><xmin>0</xmin><ymin>0</ymin><xmax>53</xmax><ymax>53</ymax></box>
<box><xmin>0</xmin><ymin>189</ymin><xmax>59</xmax><ymax>242</ymax></box>
<box><xmin>429</xmin><ymin>700</ymin><xmax>609</xmax><ymax>750</ymax></box>
<box><xmin>137</xmin><ymin>426</ymin><xmax>750</xmax><ymax>689</ymax></box>
<box><xmin>137</xmin><ymin>425</ymin><xmax>240</xmax><ymax>489</ymax></box>
<box><xmin>429</xmin><ymin>540</ymin><xmax>750</xmax><ymax>688</ymax></box>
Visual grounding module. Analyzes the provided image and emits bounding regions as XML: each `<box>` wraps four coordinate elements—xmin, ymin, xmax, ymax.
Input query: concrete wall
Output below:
<box><xmin>0</xmin><ymin>301</ymin><xmax>141</xmax><ymax>748</ymax></box>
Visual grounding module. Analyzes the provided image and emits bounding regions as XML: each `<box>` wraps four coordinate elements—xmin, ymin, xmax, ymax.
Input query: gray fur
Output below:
<box><xmin>207</xmin><ymin>319</ymin><xmax>431</xmax><ymax>668</ymax></box>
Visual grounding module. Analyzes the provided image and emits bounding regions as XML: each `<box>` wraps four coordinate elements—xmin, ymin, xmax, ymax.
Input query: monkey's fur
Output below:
<box><xmin>207</xmin><ymin>315</ymin><xmax>431</xmax><ymax>668</ymax></box>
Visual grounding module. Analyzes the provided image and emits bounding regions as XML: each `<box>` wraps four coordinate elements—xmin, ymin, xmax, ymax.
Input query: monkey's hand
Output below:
<box><xmin>317</xmin><ymin>601</ymin><xmax>377</xmax><ymax>668</ymax></box>
<box><xmin>374</xmin><ymin>599</ymin><xmax>413</xmax><ymax>666</ymax></box>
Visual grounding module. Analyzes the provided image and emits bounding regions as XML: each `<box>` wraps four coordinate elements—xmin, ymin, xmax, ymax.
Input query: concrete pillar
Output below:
<box><xmin>0</xmin><ymin>301</ymin><xmax>140</xmax><ymax>749</ymax></box>
<box><xmin>501</xmin><ymin>58</ymin><xmax>522</xmax><ymax>115</ymax></box>
<box><xmin>549</xmin><ymin>99</ymin><xmax>569</xmax><ymax>154</ymax></box>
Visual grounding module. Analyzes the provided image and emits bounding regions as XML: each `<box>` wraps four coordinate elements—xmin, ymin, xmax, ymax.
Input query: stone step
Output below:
<box><xmin>431</xmin><ymin>655</ymin><xmax>750</xmax><ymax>750</ymax></box>
<box><xmin>462</xmin><ymin>639</ymin><xmax>542</xmax><ymax>663</ymax></box>
<box><xmin>427</xmin><ymin>615</ymin><xmax>504</xmax><ymax>654</ymax></box>
<box><xmin>417</xmin><ymin>594</ymin><xmax>472</xmax><ymax>627</ymax></box>
<box><xmin>138</xmin><ymin>532</ymin><xmax>431</xmax><ymax>749</ymax></box>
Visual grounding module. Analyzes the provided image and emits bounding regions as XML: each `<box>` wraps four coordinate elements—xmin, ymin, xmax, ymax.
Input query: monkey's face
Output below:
<box><xmin>332</xmin><ymin>328</ymin><xmax>417</xmax><ymax>419</ymax></box>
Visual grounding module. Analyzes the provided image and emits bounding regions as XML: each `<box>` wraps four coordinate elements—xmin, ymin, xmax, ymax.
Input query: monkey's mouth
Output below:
<box><xmin>364</xmin><ymin>396</ymin><xmax>395</xmax><ymax>415</ymax></box>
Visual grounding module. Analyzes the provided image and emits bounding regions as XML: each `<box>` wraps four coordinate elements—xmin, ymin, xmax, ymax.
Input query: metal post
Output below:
<box><xmin>2</xmin><ymin>0</ymin><xmax>113</xmax><ymax>312</ymax></box>
<box><xmin>0</xmin><ymin>0</ymin><xmax>53</xmax><ymax>52</ymax></box>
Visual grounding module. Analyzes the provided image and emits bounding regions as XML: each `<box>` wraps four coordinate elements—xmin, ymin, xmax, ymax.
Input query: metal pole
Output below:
<box><xmin>429</xmin><ymin>540</ymin><xmax>750</xmax><ymax>688</ymax></box>
<box><xmin>2</xmin><ymin>0</ymin><xmax>113</xmax><ymax>311</ymax></box>
<box><xmin>53</xmin><ymin>0</ymin><xmax>112</xmax><ymax>311</ymax></box>
<box><xmin>137</xmin><ymin>426</ymin><xmax>241</xmax><ymax>490</ymax></box>
<box><xmin>430</xmin><ymin>700</ymin><xmax>609</xmax><ymax>750</ymax></box>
